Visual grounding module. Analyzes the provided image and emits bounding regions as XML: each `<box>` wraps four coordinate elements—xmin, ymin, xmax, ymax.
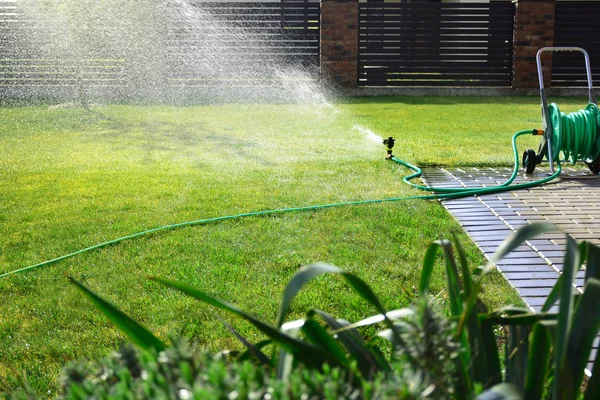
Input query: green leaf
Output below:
<box><xmin>541</xmin><ymin>274</ymin><xmax>563</xmax><ymax>313</ymax></box>
<box><xmin>218</xmin><ymin>317</ymin><xmax>271</xmax><ymax>367</ymax></box>
<box><xmin>558</xmin><ymin>278</ymin><xmax>600</xmax><ymax>399</ymax></box>
<box><xmin>505</xmin><ymin>325</ymin><xmax>530</xmax><ymax>392</ymax></box>
<box><xmin>275</xmin><ymin>263</ymin><xmax>404</xmax><ymax>347</ymax></box>
<box><xmin>149</xmin><ymin>276</ymin><xmax>331</xmax><ymax>368</ymax></box>
<box><xmin>419</xmin><ymin>242</ymin><xmax>440</xmax><ymax>295</ymax></box>
<box><xmin>487</xmin><ymin>223</ymin><xmax>561</xmax><ymax>269</ymax></box>
<box><xmin>480</xmin><ymin>315</ymin><xmax>502</xmax><ymax>388</ymax></box>
<box><xmin>312</xmin><ymin>310</ymin><xmax>391</xmax><ymax>378</ymax></box>
<box><xmin>238</xmin><ymin>340</ymin><xmax>272</xmax><ymax>362</ymax></box>
<box><xmin>300</xmin><ymin>318</ymin><xmax>349</xmax><ymax>367</ymax></box>
<box><xmin>524</xmin><ymin>321</ymin><xmax>553</xmax><ymax>400</ymax></box>
<box><xmin>584</xmin><ymin>241</ymin><xmax>600</xmax><ymax>282</ymax></box>
<box><xmin>438</xmin><ymin>239</ymin><xmax>463</xmax><ymax>317</ymax></box>
<box><xmin>552</xmin><ymin>235</ymin><xmax>580</xmax><ymax>398</ymax></box>
<box><xmin>68</xmin><ymin>277</ymin><xmax>165</xmax><ymax>352</ymax></box>
<box><xmin>584</xmin><ymin>339</ymin><xmax>600</xmax><ymax>400</ymax></box>
<box><xmin>454</xmin><ymin>234</ymin><xmax>473</xmax><ymax>299</ymax></box>
<box><xmin>332</xmin><ymin>308</ymin><xmax>414</xmax><ymax>332</ymax></box>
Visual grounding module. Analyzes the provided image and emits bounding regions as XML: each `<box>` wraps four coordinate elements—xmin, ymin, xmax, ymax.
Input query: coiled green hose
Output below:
<box><xmin>548</xmin><ymin>102</ymin><xmax>600</xmax><ymax>164</ymax></box>
<box><xmin>0</xmin><ymin>129</ymin><xmax>561</xmax><ymax>279</ymax></box>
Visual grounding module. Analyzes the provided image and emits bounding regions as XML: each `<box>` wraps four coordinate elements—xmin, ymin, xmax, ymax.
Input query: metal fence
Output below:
<box><xmin>553</xmin><ymin>1</ymin><xmax>600</xmax><ymax>87</ymax></box>
<box><xmin>358</xmin><ymin>1</ymin><xmax>515</xmax><ymax>87</ymax></box>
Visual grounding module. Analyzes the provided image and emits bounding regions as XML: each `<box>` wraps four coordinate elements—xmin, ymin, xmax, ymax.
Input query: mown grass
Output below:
<box><xmin>0</xmin><ymin>96</ymin><xmax>589</xmax><ymax>395</ymax></box>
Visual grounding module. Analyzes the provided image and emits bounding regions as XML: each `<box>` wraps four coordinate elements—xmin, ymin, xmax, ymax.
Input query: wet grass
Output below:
<box><xmin>0</xmin><ymin>96</ymin><xmax>587</xmax><ymax>395</ymax></box>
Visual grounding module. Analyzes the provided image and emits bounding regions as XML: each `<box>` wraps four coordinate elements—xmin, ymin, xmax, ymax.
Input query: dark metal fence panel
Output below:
<box><xmin>553</xmin><ymin>1</ymin><xmax>600</xmax><ymax>87</ymax></box>
<box><xmin>0</xmin><ymin>0</ymin><xmax>319</xmax><ymax>99</ymax></box>
<box><xmin>358</xmin><ymin>1</ymin><xmax>514</xmax><ymax>87</ymax></box>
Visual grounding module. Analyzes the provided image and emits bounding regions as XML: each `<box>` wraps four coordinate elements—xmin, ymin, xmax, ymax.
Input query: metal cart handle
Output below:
<box><xmin>536</xmin><ymin>47</ymin><xmax>596</xmax><ymax>104</ymax></box>
<box><xmin>535</xmin><ymin>47</ymin><xmax>596</xmax><ymax>173</ymax></box>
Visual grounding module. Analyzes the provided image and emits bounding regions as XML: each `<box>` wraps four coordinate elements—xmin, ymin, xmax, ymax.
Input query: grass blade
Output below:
<box><xmin>150</xmin><ymin>276</ymin><xmax>331</xmax><ymax>368</ymax></box>
<box><xmin>238</xmin><ymin>340</ymin><xmax>272</xmax><ymax>362</ymax></box>
<box><xmin>558</xmin><ymin>278</ymin><xmax>600</xmax><ymax>399</ymax></box>
<box><xmin>300</xmin><ymin>318</ymin><xmax>349</xmax><ymax>367</ymax></box>
<box><xmin>584</xmin><ymin>242</ymin><xmax>600</xmax><ymax>282</ymax></box>
<box><xmin>552</xmin><ymin>235</ymin><xmax>580</xmax><ymax>398</ymax></box>
<box><xmin>276</xmin><ymin>263</ymin><xmax>341</xmax><ymax>328</ymax></box>
<box><xmin>274</xmin><ymin>263</ymin><xmax>404</xmax><ymax>348</ymax></box>
<box><xmin>479</xmin><ymin>314</ymin><xmax>502</xmax><ymax>388</ymax></box>
<box><xmin>419</xmin><ymin>242</ymin><xmax>440</xmax><ymax>295</ymax></box>
<box><xmin>438</xmin><ymin>240</ymin><xmax>463</xmax><ymax>317</ymax></box>
<box><xmin>454</xmin><ymin>234</ymin><xmax>473</xmax><ymax>299</ymax></box>
<box><xmin>487</xmin><ymin>223</ymin><xmax>560</xmax><ymax>268</ymax></box>
<box><xmin>524</xmin><ymin>321</ymin><xmax>554</xmax><ymax>400</ymax></box>
<box><xmin>313</xmin><ymin>310</ymin><xmax>391</xmax><ymax>377</ymax></box>
<box><xmin>219</xmin><ymin>317</ymin><xmax>271</xmax><ymax>367</ymax></box>
<box><xmin>68</xmin><ymin>277</ymin><xmax>165</xmax><ymax>352</ymax></box>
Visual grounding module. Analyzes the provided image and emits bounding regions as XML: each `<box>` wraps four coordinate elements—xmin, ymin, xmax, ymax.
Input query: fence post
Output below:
<box><xmin>320</xmin><ymin>0</ymin><xmax>359</xmax><ymax>88</ymax></box>
<box><xmin>513</xmin><ymin>0</ymin><xmax>556</xmax><ymax>89</ymax></box>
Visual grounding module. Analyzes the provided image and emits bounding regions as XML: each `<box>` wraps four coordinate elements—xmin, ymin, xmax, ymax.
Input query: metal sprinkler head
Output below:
<box><xmin>383</xmin><ymin>136</ymin><xmax>395</xmax><ymax>159</ymax></box>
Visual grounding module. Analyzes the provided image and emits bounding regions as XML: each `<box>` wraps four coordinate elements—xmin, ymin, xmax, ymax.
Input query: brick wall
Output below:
<box><xmin>320</xmin><ymin>0</ymin><xmax>358</xmax><ymax>88</ymax></box>
<box><xmin>513</xmin><ymin>0</ymin><xmax>556</xmax><ymax>89</ymax></box>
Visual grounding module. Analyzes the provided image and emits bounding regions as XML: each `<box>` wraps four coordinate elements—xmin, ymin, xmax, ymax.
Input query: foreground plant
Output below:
<box><xmin>31</xmin><ymin>222</ymin><xmax>600</xmax><ymax>399</ymax></box>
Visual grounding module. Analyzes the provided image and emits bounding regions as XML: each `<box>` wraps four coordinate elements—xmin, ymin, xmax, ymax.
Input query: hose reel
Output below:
<box><xmin>523</xmin><ymin>47</ymin><xmax>600</xmax><ymax>175</ymax></box>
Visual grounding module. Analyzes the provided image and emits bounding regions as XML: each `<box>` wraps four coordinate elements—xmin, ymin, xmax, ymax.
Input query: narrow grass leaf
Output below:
<box><xmin>552</xmin><ymin>235</ymin><xmax>580</xmax><ymax>398</ymax></box>
<box><xmin>239</xmin><ymin>340</ymin><xmax>272</xmax><ymax>362</ymax></box>
<box><xmin>541</xmin><ymin>274</ymin><xmax>563</xmax><ymax>313</ymax></box>
<box><xmin>419</xmin><ymin>242</ymin><xmax>440</xmax><ymax>295</ymax></box>
<box><xmin>524</xmin><ymin>322</ymin><xmax>553</xmax><ymax>400</ymax></box>
<box><xmin>480</xmin><ymin>317</ymin><xmax>502</xmax><ymax>387</ymax></box>
<box><xmin>488</xmin><ymin>223</ymin><xmax>560</xmax><ymax>268</ymax></box>
<box><xmin>332</xmin><ymin>308</ymin><xmax>414</xmax><ymax>332</ymax></box>
<box><xmin>277</xmin><ymin>263</ymin><xmax>405</xmax><ymax>347</ymax></box>
<box><xmin>438</xmin><ymin>239</ymin><xmax>462</xmax><ymax>317</ymax></box>
<box><xmin>68</xmin><ymin>277</ymin><xmax>165</xmax><ymax>352</ymax></box>
<box><xmin>558</xmin><ymin>278</ymin><xmax>600</xmax><ymax>399</ymax></box>
<box><xmin>300</xmin><ymin>319</ymin><xmax>349</xmax><ymax>367</ymax></box>
<box><xmin>149</xmin><ymin>276</ymin><xmax>330</xmax><ymax>368</ymax></box>
<box><xmin>312</xmin><ymin>310</ymin><xmax>391</xmax><ymax>377</ymax></box>
<box><xmin>505</xmin><ymin>325</ymin><xmax>530</xmax><ymax>392</ymax></box>
<box><xmin>218</xmin><ymin>317</ymin><xmax>271</xmax><ymax>367</ymax></box>
<box><xmin>584</xmin><ymin>242</ymin><xmax>600</xmax><ymax>282</ymax></box>
<box><xmin>454</xmin><ymin>234</ymin><xmax>473</xmax><ymax>298</ymax></box>
<box><xmin>584</xmin><ymin>342</ymin><xmax>600</xmax><ymax>400</ymax></box>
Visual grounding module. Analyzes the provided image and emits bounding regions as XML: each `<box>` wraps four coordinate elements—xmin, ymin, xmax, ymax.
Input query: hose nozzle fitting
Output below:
<box><xmin>383</xmin><ymin>136</ymin><xmax>395</xmax><ymax>159</ymax></box>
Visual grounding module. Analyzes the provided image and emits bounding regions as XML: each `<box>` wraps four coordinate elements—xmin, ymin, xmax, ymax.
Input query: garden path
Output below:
<box><xmin>422</xmin><ymin>167</ymin><xmax>600</xmax><ymax>370</ymax></box>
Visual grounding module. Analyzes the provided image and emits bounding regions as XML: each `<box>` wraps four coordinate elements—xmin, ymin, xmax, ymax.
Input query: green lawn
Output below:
<box><xmin>0</xmin><ymin>96</ymin><xmax>589</xmax><ymax>395</ymax></box>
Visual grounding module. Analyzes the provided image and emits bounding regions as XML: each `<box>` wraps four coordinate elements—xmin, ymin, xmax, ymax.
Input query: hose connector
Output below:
<box><xmin>532</xmin><ymin>128</ymin><xmax>545</xmax><ymax>136</ymax></box>
<box><xmin>383</xmin><ymin>136</ymin><xmax>395</xmax><ymax>159</ymax></box>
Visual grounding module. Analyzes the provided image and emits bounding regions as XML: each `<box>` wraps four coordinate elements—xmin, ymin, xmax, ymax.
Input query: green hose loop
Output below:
<box><xmin>548</xmin><ymin>102</ymin><xmax>600</xmax><ymax>164</ymax></box>
<box><xmin>0</xmin><ymin>129</ymin><xmax>562</xmax><ymax>279</ymax></box>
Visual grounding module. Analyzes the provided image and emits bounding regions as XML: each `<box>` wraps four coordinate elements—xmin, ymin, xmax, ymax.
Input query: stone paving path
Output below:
<box><xmin>422</xmin><ymin>166</ymin><xmax>600</xmax><ymax>371</ymax></box>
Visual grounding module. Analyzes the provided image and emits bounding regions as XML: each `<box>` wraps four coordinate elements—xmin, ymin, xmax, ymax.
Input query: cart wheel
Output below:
<box><xmin>586</xmin><ymin>157</ymin><xmax>600</xmax><ymax>174</ymax></box>
<box><xmin>522</xmin><ymin>149</ymin><xmax>537</xmax><ymax>174</ymax></box>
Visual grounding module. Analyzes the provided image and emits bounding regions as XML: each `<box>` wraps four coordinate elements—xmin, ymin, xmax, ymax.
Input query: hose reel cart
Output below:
<box><xmin>522</xmin><ymin>47</ymin><xmax>600</xmax><ymax>175</ymax></box>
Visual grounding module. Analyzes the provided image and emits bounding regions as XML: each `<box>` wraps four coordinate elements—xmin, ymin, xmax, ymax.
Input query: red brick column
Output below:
<box><xmin>513</xmin><ymin>0</ymin><xmax>555</xmax><ymax>89</ymax></box>
<box><xmin>320</xmin><ymin>0</ymin><xmax>358</xmax><ymax>88</ymax></box>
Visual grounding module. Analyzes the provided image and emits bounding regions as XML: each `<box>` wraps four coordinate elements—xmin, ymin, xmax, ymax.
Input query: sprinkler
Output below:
<box><xmin>383</xmin><ymin>136</ymin><xmax>395</xmax><ymax>159</ymax></box>
<box><xmin>522</xmin><ymin>47</ymin><xmax>600</xmax><ymax>175</ymax></box>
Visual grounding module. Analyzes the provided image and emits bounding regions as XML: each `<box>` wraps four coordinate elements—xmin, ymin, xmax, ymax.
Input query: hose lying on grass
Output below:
<box><xmin>0</xmin><ymin>129</ymin><xmax>562</xmax><ymax>279</ymax></box>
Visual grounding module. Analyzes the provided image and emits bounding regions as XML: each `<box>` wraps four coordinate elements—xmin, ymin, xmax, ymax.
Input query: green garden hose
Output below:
<box><xmin>0</xmin><ymin>129</ymin><xmax>562</xmax><ymax>279</ymax></box>
<box><xmin>548</xmin><ymin>103</ymin><xmax>600</xmax><ymax>164</ymax></box>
